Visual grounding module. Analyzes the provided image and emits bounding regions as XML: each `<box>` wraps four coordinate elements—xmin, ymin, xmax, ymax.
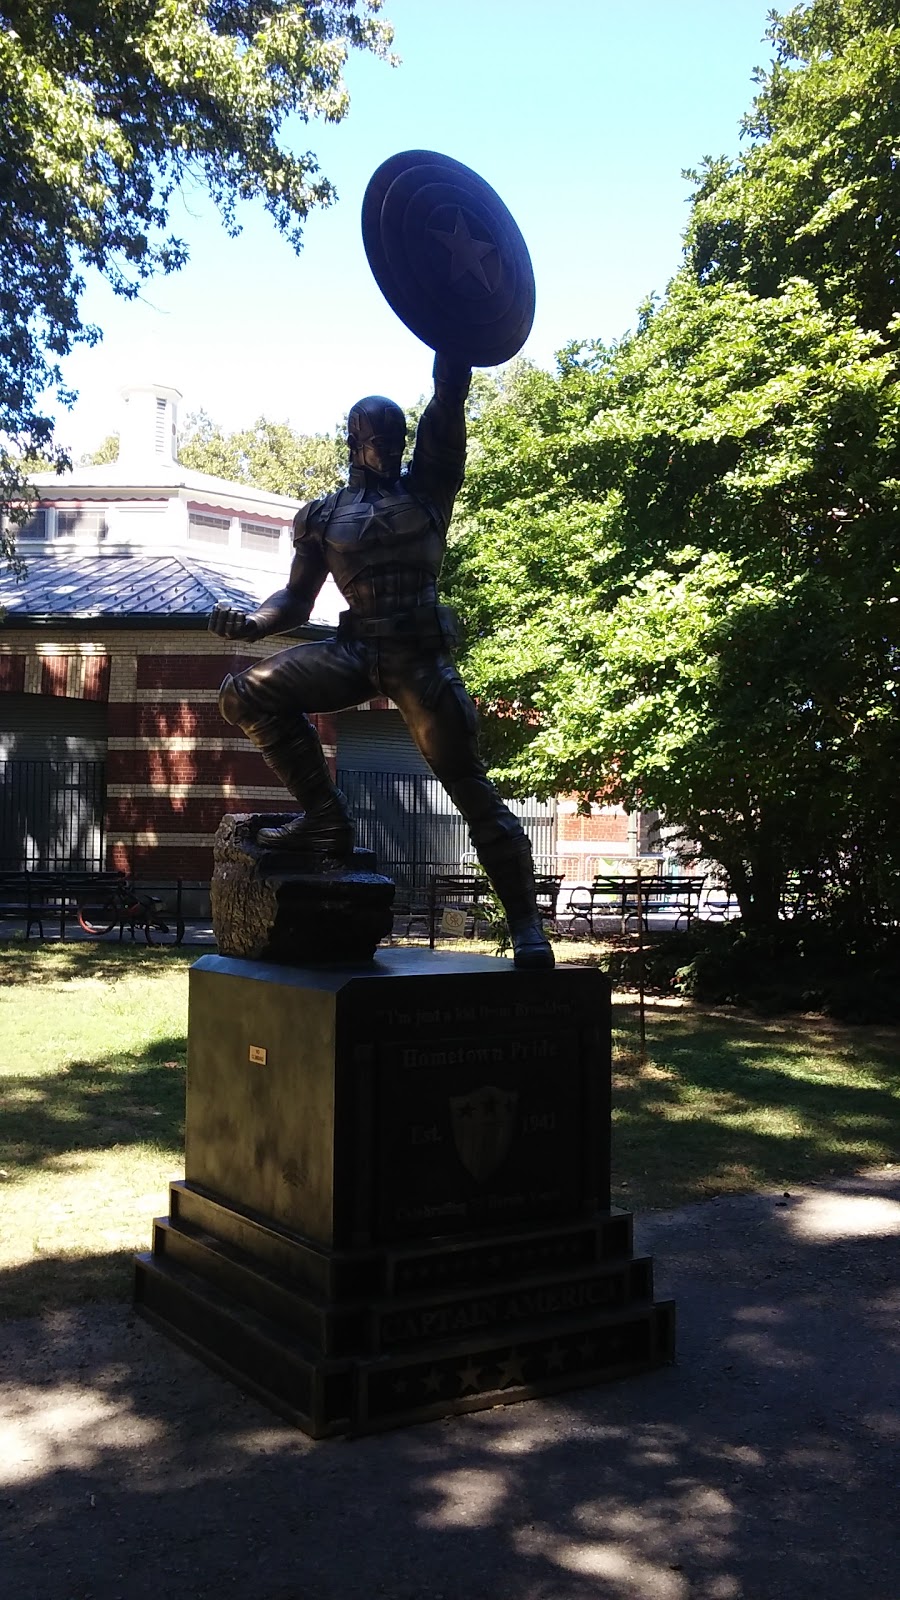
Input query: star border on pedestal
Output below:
<box><xmin>456</xmin><ymin>1358</ymin><xmax>482</xmax><ymax>1395</ymax></box>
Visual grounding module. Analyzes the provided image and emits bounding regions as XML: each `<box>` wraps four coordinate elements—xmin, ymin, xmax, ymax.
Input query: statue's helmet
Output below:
<box><xmin>347</xmin><ymin>395</ymin><xmax>406</xmax><ymax>478</ymax></box>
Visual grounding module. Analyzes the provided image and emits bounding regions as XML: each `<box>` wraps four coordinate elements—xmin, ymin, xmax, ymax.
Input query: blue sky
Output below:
<box><xmin>54</xmin><ymin>0</ymin><xmax>774</xmax><ymax>456</ymax></box>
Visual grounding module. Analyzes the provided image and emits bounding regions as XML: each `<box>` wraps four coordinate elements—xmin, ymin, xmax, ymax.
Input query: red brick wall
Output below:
<box><xmin>558</xmin><ymin>811</ymin><xmax>629</xmax><ymax>843</ymax></box>
<box><xmin>135</xmin><ymin>654</ymin><xmax>257</xmax><ymax>690</ymax></box>
<box><xmin>0</xmin><ymin>656</ymin><xmax>26</xmax><ymax>693</ymax></box>
<box><xmin>104</xmin><ymin>635</ymin><xmax>339</xmax><ymax>880</ymax></box>
<box><xmin>0</xmin><ymin>648</ymin><xmax>110</xmax><ymax>701</ymax></box>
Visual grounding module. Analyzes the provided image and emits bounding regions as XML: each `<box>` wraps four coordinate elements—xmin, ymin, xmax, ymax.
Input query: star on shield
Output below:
<box><xmin>429</xmin><ymin>208</ymin><xmax>497</xmax><ymax>289</ymax></box>
<box><xmin>449</xmin><ymin>1085</ymin><xmax>519</xmax><ymax>1182</ymax></box>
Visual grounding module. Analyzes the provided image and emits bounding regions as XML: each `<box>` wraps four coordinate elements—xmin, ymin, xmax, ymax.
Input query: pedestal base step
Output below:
<box><xmin>150</xmin><ymin>1212</ymin><xmax>657</xmax><ymax>1358</ymax></box>
<box><xmin>135</xmin><ymin>1248</ymin><xmax>674</xmax><ymax>1438</ymax></box>
<box><xmin>166</xmin><ymin>1179</ymin><xmax>636</xmax><ymax>1302</ymax></box>
<box><xmin>135</xmin><ymin>1181</ymin><xmax>675</xmax><ymax>1437</ymax></box>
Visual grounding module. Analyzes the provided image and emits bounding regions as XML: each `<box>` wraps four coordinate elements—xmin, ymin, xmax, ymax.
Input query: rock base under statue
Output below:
<box><xmin>211</xmin><ymin>813</ymin><xmax>395</xmax><ymax>964</ymax></box>
<box><xmin>134</xmin><ymin>950</ymin><xmax>675</xmax><ymax>1436</ymax></box>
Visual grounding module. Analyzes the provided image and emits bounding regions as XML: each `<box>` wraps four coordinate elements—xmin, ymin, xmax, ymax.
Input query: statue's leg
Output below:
<box><xmin>388</xmin><ymin>655</ymin><xmax>554</xmax><ymax>970</ymax></box>
<box><xmin>219</xmin><ymin>640</ymin><xmax>370</xmax><ymax>853</ymax></box>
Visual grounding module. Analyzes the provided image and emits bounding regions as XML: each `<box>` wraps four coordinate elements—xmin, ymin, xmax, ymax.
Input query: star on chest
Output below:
<box><xmin>324</xmin><ymin>495</ymin><xmax>419</xmax><ymax>553</ymax></box>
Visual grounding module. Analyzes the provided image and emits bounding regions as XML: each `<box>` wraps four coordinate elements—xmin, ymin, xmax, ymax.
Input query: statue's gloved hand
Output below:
<box><xmin>208</xmin><ymin>604</ymin><xmax>264</xmax><ymax>642</ymax></box>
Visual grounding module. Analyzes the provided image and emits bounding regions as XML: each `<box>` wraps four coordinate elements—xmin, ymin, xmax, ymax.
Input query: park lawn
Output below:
<box><xmin>612</xmin><ymin>1001</ymin><xmax>900</xmax><ymax>1210</ymax></box>
<box><xmin>0</xmin><ymin>939</ymin><xmax>898</xmax><ymax>1318</ymax></box>
<box><xmin>0</xmin><ymin>942</ymin><xmax>193</xmax><ymax>1318</ymax></box>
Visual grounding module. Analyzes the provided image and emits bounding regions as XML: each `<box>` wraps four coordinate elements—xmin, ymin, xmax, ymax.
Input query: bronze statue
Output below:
<box><xmin>209</xmin><ymin>152</ymin><xmax>552</xmax><ymax>969</ymax></box>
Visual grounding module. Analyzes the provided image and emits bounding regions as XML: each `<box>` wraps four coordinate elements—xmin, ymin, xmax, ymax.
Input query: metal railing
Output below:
<box><xmin>0</xmin><ymin>759</ymin><xmax>105</xmax><ymax>871</ymax></box>
<box><xmin>338</xmin><ymin>769</ymin><xmax>556</xmax><ymax>891</ymax></box>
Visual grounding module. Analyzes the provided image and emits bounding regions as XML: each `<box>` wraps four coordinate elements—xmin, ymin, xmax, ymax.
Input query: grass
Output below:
<box><xmin>612</xmin><ymin>1000</ymin><xmax>900</xmax><ymax>1209</ymax></box>
<box><xmin>0</xmin><ymin>941</ymin><xmax>193</xmax><ymax>1317</ymax></box>
<box><xmin>0</xmin><ymin>937</ymin><xmax>898</xmax><ymax>1318</ymax></box>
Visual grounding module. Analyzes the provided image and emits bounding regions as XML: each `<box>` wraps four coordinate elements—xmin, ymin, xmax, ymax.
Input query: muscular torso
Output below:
<box><xmin>306</xmin><ymin>477</ymin><xmax>446</xmax><ymax>617</ymax></box>
<box><xmin>290</xmin><ymin>369</ymin><xmax>469</xmax><ymax>624</ymax></box>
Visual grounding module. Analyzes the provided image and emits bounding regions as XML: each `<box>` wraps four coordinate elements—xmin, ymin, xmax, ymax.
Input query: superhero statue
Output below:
<box><xmin>209</xmin><ymin>352</ymin><xmax>553</xmax><ymax>970</ymax></box>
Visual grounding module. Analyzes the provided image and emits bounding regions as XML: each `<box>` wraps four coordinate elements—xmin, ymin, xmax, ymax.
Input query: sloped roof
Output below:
<box><xmin>0</xmin><ymin>553</ymin><xmax>274</xmax><ymax>620</ymax></box>
<box><xmin>30</xmin><ymin>459</ymin><xmax>302</xmax><ymax>512</ymax></box>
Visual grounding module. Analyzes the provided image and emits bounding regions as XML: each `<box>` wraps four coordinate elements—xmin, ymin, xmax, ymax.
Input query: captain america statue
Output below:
<box><xmin>209</xmin><ymin>350</ymin><xmax>553</xmax><ymax>970</ymax></box>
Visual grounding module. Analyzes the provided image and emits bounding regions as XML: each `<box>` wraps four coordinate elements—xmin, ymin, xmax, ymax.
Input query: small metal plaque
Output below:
<box><xmin>248</xmin><ymin>1045</ymin><xmax>267</xmax><ymax>1065</ymax></box>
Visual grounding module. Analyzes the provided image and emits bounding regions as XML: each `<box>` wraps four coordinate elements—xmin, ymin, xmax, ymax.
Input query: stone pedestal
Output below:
<box><xmin>135</xmin><ymin>950</ymin><xmax>675</xmax><ymax>1435</ymax></box>
<box><xmin>211</xmin><ymin>813</ymin><xmax>395</xmax><ymax>964</ymax></box>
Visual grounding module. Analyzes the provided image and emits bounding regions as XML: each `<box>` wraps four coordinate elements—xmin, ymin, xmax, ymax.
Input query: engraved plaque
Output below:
<box><xmin>378</xmin><ymin>1268</ymin><xmax>629</xmax><ymax>1349</ymax></box>
<box><xmin>374</xmin><ymin>1028</ymin><xmax>584</xmax><ymax>1240</ymax></box>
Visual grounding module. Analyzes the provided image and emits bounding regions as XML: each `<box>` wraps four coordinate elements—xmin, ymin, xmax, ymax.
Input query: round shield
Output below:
<box><xmin>362</xmin><ymin>150</ymin><xmax>535</xmax><ymax>367</ymax></box>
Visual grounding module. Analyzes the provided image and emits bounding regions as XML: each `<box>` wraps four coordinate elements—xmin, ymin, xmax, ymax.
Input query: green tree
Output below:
<box><xmin>178</xmin><ymin>411</ymin><xmax>345</xmax><ymax>496</ymax></box>
<box><xmin>0</xmin><ymin>0</ymin><xmax>392</xmax><ymax>554</ymax></box>
<box><xmin>80</xmin><ymin>434</ymin><xmax>120</xmax><ymax>467</ymax></box>
<box><xmin>684</xmin><ymin>0</ymin><xmax>900</xmax><ymax>339</ymax></box>
<box><xmin>448</xmin><ymin>289</ymin><xmax>900</xmax><ymax>930</ymax></box>
<box><xmin>446</xmin><ymin>0</ymin><xmax>900</xmax><ymax>932</ymax></box>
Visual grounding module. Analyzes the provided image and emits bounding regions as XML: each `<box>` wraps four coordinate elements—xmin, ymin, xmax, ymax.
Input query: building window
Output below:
<box><xmin>56</xmin><ymin>508</ymin><xmax>107</xmax><ymax>539</ymax></box>
<box><xmin>188</xmin><ymin>512</ymin><xmax>231</xmax><ymax>545</ymax></box>
<box><xmin>17</xmin><ymin>507</ymin><xmax>48</xmax><ymax>539</ymax></box>
<box><xmin>240</xmin><ymin>520</ymin><xmax>282</xmax><ymax>553</ymax></box>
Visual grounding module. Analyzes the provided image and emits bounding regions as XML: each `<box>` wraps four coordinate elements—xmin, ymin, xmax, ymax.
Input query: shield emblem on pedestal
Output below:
<box><xmin>449</xmin><ymin>1085</ymin><xmax>519</xmax><ymax>1183</ymax></box>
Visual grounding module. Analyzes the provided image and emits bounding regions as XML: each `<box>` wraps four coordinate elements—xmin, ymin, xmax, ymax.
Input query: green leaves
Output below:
<box><xmin>0</xmin><ymin>1</ymin><xmax>392</xmax><ymax>556</ymax></box>
<box><xmin>685</xmin><ymin>1</ymin><xmax>900</xmax><ymax>342</ymax></box>
<box><xmin>445</xmin><ymin>5</ymin><xmax>900</xmax><ymax>930</ymax></box>
<box><xmin>177</xmin><ymin>412</ymin><xmax>346</xmax><ymax>497</ymax></box>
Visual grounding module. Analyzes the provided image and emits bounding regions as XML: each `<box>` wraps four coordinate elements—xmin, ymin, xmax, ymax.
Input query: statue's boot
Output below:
<box><xmin>254</xmin><ymin>720</ymin><xmax>354</xmax><ymax>854</ymax></box>
<box><xmin>477</xmin><ymin>837</ymin><xmax>555</xmax><ymax>971</ymax></box>
<box><xmin>256</xmin><ymin>793</ymin><xmax>354</xmax><ymax>855</ymax></box>
<box><xmin>218</xmin><ymin>677</ymin><xmax>354</xmax><ymax>855</ymax></box>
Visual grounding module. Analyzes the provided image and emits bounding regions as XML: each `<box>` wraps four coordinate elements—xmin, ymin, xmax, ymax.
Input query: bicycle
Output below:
<box><xmin>76</xmin><ymin>881</ymin><xmax>170</xmax><ymax>944</ymax></box>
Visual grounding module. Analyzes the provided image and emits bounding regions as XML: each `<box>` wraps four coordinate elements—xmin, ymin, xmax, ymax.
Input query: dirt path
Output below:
<box><xmin>2</xmin><ymin>1170</ymin><xmax>898</xmax><ymax>1600</ymax></box>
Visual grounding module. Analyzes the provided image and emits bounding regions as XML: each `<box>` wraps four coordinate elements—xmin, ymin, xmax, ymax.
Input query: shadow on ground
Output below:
<box><xmin>1</xmin><ymin>1041</ymin><xmax>186</xmax><ymax>1172</ymax></box>
<box><xmin>1</xmin><ymin>1173</ymin><xmax>898</xmax><ymax>1600</ymax></box>
<box><xmin>0</xmin><ymin>939</ymin><xmax>196</xmax><ymax>985</ymax></box>
<box><xmin>612</xmin><ymin>1002</ymin><xmax>900</xmax><ymax>1209</ymax></box>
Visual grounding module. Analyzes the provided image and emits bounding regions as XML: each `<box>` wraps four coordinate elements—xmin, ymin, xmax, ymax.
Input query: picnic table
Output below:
<box><xmin>0</xmin><ymin>869</ymin><xmax>127</xmax><ymax>939</ymax></box>
<box><xmin>0</xmin><ymin>871</ymin><xmax>193</xmax><ymax>942</ymax></box>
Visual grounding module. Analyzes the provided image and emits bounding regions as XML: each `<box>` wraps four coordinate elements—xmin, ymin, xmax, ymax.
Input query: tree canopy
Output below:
<box><xmin>446</xmin><ymin>0</ymin><xmax>900</xmax><ymax>932</ymax></box>
<box><xmin>178</xmin><ymin>411</ymin><xmax>345</xmax><ymax>497</ymax></box>
<box><xmin>0</xmin><ymin>0</ymin><xmax>391</xmax><ymax>547</ymax></box>
<box><xmin>684</xmin><ymin>0</ymin><xmax>900</xmax><ymax>339</ymax></box>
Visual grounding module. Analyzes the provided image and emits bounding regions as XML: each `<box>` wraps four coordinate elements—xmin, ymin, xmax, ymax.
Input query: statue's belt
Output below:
<box><xmin>337</xmin><ymin>604</ymin><xmax>459</xmax><ymax>645</ymax></box>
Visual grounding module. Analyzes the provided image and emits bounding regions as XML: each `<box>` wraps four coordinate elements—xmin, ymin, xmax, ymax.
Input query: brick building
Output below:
<box><xmin>0</xmin><ymin>383</ymin><xmax>346</xmax><ymax>884</ymax></box>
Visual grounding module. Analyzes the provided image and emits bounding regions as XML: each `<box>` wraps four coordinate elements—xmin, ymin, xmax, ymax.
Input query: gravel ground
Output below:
<box><xmin>1</xmin><ymin>1169</ymin><xmax>898</xmax><ymax>1600</ymax></box>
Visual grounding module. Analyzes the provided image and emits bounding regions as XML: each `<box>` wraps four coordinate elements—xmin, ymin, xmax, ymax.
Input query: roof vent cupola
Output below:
<box><xmin>117</xmin><ymin>383</ymin><xmax>182</xmax><ymax>470</ymax></box>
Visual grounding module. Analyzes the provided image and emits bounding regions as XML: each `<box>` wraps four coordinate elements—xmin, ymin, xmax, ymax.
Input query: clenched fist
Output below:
<box><xmin>208</xmin><ymin>604</ymin><xmax>264</xmax><ymax>641</ymax></box>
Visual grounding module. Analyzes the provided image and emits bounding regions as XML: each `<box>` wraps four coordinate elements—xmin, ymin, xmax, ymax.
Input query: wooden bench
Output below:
<box><xmin>589</xmin><ymin>874</ymin><xmax>705</xmax><ymax>932</ymax></box>
<box><xmin>427</xmin><ymin>871</ymin><xmax>564</xmax><ymax>949</ymax></box>
<box><xmin>0</xmin><ymin>872</ymin><xmax>43</xmax><ymax>937</ymax></box>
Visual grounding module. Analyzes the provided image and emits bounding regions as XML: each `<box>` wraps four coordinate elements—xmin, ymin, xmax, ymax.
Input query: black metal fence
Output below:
<box><xmin>338</xmin><ymin>769</ymin><xmax>556</xmax><ymax>891</ymax></box>
<box><xmin>0</xmin><ymin>760</ymin><xmax>105</xmax><ymax>871</ymax></box>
